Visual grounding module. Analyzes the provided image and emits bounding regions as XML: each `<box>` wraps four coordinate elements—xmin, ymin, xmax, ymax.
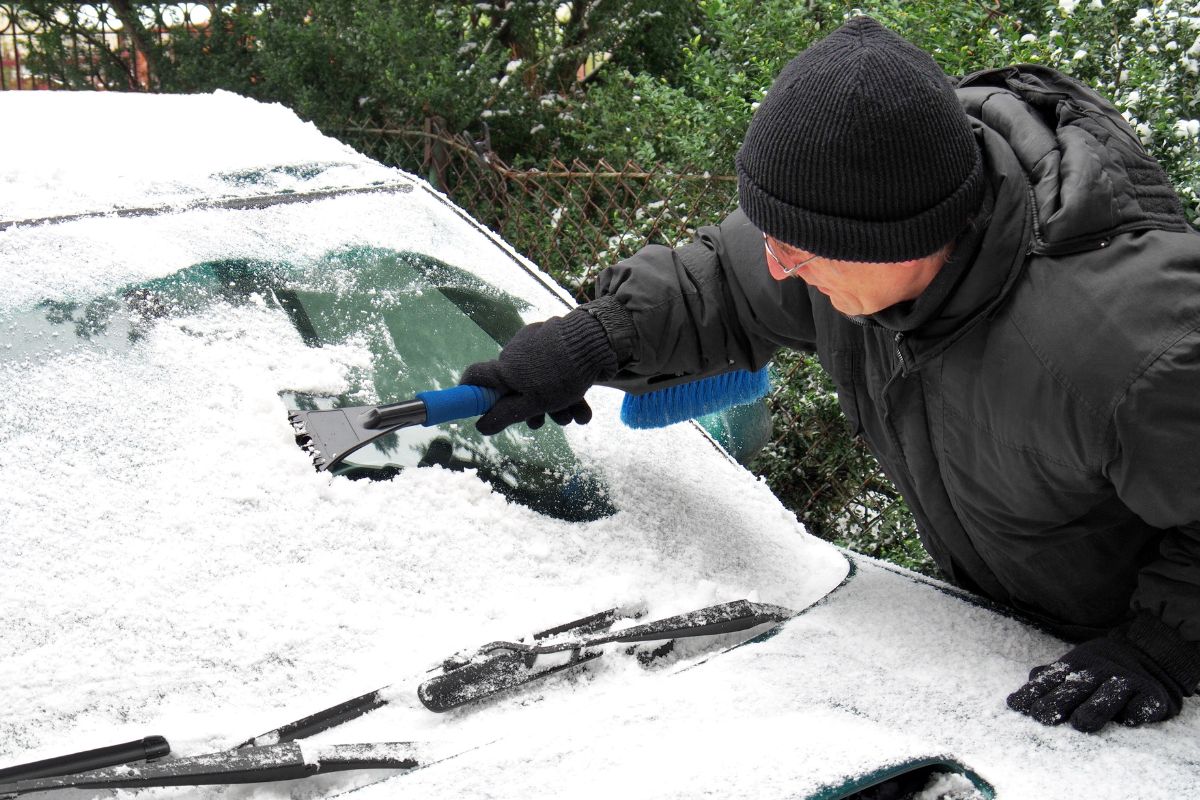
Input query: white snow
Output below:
<box><xmin>0</xmin><ymin>91</ymin><xmax>399</xmax><ymax>222</ymax></box>
<box><xmin>1</xmin><ymin>91</ymin><xmax>1197</xmax><ymax>800</ymax></box>
<box><xmin>0</xmin><ymin>90</ymin><xmax>846</xmax><ymax>786</ymax></box>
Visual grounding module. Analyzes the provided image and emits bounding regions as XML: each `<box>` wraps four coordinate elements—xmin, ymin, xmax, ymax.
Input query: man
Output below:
<box><xmin>461</xmin><ymin>16</ymin><xmax>1200</xmax><ymax>733</ymax></box>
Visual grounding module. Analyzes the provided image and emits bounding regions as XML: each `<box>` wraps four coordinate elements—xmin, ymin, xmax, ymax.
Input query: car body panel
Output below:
<box><xmin>333</xmin><ymin>557</ymin><xmax>1198</xmax><ymax>799</ymax></box>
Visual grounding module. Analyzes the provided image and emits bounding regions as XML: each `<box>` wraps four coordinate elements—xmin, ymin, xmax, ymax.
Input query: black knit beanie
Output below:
<box><xmin>736</xmin><ymin>16</ymin><xmax>983</xmax><ymax>263</ymax></box>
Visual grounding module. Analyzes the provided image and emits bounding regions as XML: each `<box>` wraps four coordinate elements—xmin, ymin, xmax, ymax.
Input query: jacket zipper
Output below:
<box><xmin>849</xmin><ymin>315</ymin><xmax>911</xmax><ymax>375</ymax></box>
<box><xmin>894</xmin><ymin>332</ymin><xmax>908</xmax><ymax>374</ymax></box>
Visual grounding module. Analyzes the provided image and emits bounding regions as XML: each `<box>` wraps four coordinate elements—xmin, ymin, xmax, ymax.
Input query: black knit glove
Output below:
<box><xmin>1007</xmin><ymin>612</ymin><xmax>1200</xmax><ymax>733</ymax></box>
<box><xmin>460</xmin><ymin>308</ymin><xmax>618</xmax><ymax>435</ymax></box>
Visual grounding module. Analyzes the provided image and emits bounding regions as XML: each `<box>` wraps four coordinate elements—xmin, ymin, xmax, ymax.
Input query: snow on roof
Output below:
<box><xmin>0</xmin><ymin>90</ymin><xmax>397</xmax><ymax>222</ymax></box>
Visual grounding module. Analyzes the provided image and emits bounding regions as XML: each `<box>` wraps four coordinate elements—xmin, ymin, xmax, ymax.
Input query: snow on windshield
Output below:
<box><xmin>0</xmin><ymin>92</ymin><xmax>849</xmax><ymax>788</ymax></box>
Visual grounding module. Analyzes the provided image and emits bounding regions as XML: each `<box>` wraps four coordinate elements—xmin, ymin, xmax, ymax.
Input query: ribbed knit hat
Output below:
<box><xmin>736</xmin><ymin>16</ymin><xmax>983</xmax><ymax>262</ymax></box>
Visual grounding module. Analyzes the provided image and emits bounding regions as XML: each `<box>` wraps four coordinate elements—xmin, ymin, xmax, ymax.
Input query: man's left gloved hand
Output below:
<box><xmin>1007</xmin><ymin>612</ymin><xmax>1200</xmax><ymax>733</ymax></box>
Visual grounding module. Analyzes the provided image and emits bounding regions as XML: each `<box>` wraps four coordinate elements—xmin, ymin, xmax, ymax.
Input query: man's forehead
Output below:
<box><xmin>766</xmin><ymin>235</ymin><xmax>811</xmax><ymax>255</ymax></box>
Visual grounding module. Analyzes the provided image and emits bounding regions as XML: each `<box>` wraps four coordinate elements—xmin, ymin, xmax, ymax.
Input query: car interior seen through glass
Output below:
<box><xmin>4</xmin><ymin>247</ymin><xmax>614</xmax><ymax>523</ymax></box>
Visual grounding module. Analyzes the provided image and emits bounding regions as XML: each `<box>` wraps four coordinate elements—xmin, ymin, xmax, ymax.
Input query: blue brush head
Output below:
<box><xmin>620</xmin><ymin>367</ymin><xmax>771</xmax><ymax>429</ymax></box>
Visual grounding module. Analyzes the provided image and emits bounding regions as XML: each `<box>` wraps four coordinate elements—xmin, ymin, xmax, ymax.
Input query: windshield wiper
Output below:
<box><xmin>0</xmin><ymin>736</ymin><xmax>170</xmax><ymax>784</ymax></box>
<box><xmin>0</xmin><ymin>742</ymin><xmax>425</xmax><ymax>796</ymax></box>
<box><xmin>0</xmin><ymin>599</ymin><xmax>794</xmax><ymax>797</ymax></box>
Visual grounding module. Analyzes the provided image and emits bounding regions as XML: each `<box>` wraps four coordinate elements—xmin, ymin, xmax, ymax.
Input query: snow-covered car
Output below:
<box><xmin>1</xmin><ymin>91</ymin><xmax>1197</xmax><ymax>800</ymax></box>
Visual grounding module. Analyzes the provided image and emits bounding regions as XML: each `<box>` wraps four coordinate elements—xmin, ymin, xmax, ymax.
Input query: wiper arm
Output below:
<box><xmin>0</xmin><ymin>742</ymin><xmax>422</xmax><ymax>797</ymax></box>
<box><xmin>0</xmin><ymin>599</ymin><xmax>796</xmax><ymax>797</ymax></box>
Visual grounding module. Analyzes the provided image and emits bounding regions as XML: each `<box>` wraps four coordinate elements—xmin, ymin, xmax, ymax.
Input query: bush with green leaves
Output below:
<box><xmin>575</xmin><ymin>0</ymin><xmax>1199</xmax><ymax>217</ymax></box>
<box><xmin>987</xmin><ymin>0</ymin><xmax>1200</xmax><ymax>219</ymax></box>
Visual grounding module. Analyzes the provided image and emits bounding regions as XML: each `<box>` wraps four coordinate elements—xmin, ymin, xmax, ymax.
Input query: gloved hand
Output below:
<box><xmin>1007</xmin><ymin>612</ymin><xmax>1200</xmax><ymax>733</ymax></box>
<box><xmin>460</xmin><ymin>308</ymin><xmax>618</xmax><ymax>435</ymax></box>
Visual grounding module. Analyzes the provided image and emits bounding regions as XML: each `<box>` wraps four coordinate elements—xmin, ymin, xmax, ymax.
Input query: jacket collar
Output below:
<box><xmin>866</xmin><ymin>191</ymin><xmax>990</xmax><ymax>336</ymax></box>
<box><xmin>864</xmin><ymin>121</ymin><xmax>1033</xmax><ymax>367</ymax></box>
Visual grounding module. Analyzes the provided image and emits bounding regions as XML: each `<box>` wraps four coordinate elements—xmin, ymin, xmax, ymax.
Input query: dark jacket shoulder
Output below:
<box><xmin>957</xmin><ymin>64</ymin><xmax>1191</xmax><ymax>252</ymax></box>
<box><xmin>957</xmin><ymin>64</ymin><xmax>1200</xmax><ymax>414</ymax></box>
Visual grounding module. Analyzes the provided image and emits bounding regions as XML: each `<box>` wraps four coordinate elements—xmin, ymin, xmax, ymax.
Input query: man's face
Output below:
<box><xmin>764</xmin><ymin>235</ymin><xmax>944</xmax><ymax>317</ymax></box>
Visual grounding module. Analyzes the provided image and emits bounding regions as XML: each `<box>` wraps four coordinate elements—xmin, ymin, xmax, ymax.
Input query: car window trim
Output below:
<box><xmin>0</xmin><ymin>183</ymin><xmax>413</xmax><ymax>232</ymax></box>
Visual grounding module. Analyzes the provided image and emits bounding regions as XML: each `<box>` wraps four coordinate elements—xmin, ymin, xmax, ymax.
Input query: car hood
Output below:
<box><xmin>346</xmin><ymin>558</ymin><xmax>1200</xmax><ymax>799</ymax></box>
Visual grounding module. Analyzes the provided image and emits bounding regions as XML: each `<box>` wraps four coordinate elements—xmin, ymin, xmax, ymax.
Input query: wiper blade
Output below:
<box><xmin>0</xmin><ymin>742</ymin><xmax>422</xmax><ymax>797</ymax></box>
<box><xmin>0</xmin><ymin>736</ymin><xmax>170</xmax><ymax>784</ymax></box>
<box><xmin>238</xmin><ymin>605</ymin><xmax>633</xmax><ymax>749</ymax></box>
<box><xmin>419</xmin><ymin>599</ymin><xmax>794</xmax><ymax>711</ymax></box>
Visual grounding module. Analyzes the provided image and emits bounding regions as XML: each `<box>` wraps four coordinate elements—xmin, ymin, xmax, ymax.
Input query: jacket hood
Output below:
<box><xmin>957</xmin><ymin>65</ymin><xmax>1190</xmax><ymax>254</ymax></box>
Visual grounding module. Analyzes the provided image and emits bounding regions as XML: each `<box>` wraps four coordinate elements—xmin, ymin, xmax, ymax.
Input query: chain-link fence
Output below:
<box><xmin>340</xmin><ymin>119</ymin><xmax>740</xmax><ymax>302</ymax></box>
<box><xmin>0</xmin><ymin>3</ymin><xmax>207</xmax><ymax>90</ymax></box>
<box><xmin>756</xmin><ymin>351</ymin><xmax>929</xmax><ymax>573</ymax></box>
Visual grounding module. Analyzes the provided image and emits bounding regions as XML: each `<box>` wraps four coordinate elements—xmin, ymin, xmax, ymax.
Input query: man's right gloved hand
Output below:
<box><xmin>1006</xmin><ymin>612</ymin><xmax>1200</xmax><ymax>733</ymax></box>
<box><xmin>460</xmin><ymin>308</ymin><xmax>618</xmax><ymax>435</ymax></box>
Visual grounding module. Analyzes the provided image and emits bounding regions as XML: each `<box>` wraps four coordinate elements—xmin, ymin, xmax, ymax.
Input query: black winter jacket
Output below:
<box><xmin>587</xmin><ymin>66</ymin><xmax>1200</xmax><ymax>649</ymax></box>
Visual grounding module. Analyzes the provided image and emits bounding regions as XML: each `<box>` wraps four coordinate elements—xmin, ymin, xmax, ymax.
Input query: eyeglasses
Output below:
<box><xmin>763</xmin><ymin>233</ymin><xmax>819</xmax><ymax>276</ymax></box>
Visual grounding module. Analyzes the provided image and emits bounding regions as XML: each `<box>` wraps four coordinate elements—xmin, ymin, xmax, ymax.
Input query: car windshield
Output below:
<box><xmin>1</xmin><ymin>239</ymin><xmax>613</xmax><ymax>522</ymax></box>
<box><xmin>2</xmin><ymin>95</ymin><xmax>868</xmax><ymax>800</ymax></box>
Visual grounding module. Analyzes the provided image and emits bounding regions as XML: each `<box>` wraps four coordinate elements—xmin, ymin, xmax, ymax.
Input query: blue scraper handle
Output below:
<box><xmin>416</xmin><ymin>385</ymin><xmax>501</xmax><ymax>426</ymax></box>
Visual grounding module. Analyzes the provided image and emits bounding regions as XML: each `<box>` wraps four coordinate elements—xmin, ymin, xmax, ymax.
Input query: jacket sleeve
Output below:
<box><xmin>1107</xmin><ymin>328</ymin><xmax>1200</xmax><ymax>654</ymax></box>
<box><xmin>588</xmin><ymin>208</ymin><xmax>819</xmax><ymax>381</ymax></box>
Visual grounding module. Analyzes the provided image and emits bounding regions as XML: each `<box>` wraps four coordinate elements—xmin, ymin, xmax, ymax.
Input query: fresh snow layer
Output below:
<box><xmin>336</xmin><ymin>560</ymin><xmax>1200</xmax><ymax>800</ymax></box>
<box><xmin>0</xmin><ymin>90</ymin><xmax>399</xmax><ymax>222</ymax></box>
<box><xmin>1</xmin><ymin>92</ymin><xmax>848</xmax><ymax>788</ymax></box>
<box><xmin>0</xmin><ymin>266</ymin><xmax>847</xmax><ymax>786</ymax></box>
<box><xmin>0</xmin><ymin>190</ymin><xmax>568</xmax><ymax>317</ymax></box>
<box><xmin>2</xmin><ymin>91</ymin><xmax>1197</xmax><ymax>800</ymax></box>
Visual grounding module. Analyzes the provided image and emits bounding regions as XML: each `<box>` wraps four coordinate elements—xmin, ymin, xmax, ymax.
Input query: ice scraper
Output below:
<box><xmin>288</xmin><ymin>384</ymin><xmax>500</xmax><ymax>472</ymax></box>
<box><xmin>289</xmin><ymin>367</ymin><xmax>771</xmax><ymax>473</ymax></box>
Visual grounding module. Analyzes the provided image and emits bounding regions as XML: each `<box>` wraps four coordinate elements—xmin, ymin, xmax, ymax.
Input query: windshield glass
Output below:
<box><xmin>1</xmin><ymin>96</ymin><xmax>859</xmax><ymax>794</ymax></box>
<box><xmin>1</xmin><ymin>245</ymin><xmax>613</xmax><ymax>522</ymax></box>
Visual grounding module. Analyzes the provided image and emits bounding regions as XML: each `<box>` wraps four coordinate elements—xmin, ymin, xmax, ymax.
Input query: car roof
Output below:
<box><xmin>0</xmin><ymin>90</ymin><xmax>398</xmax><ymax>223</ymax></box>
<box><xmin>2</xmin><ymin>92</ymin><xmax>1197</xmax><ymax>800</ymax></box>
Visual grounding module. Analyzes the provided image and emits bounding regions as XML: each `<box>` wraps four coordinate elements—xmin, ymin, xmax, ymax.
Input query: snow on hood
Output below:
<box><xmin>351</xmin><ymin>557</ymin><xmax>1200</xmax><ymax>799</ymax></box>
